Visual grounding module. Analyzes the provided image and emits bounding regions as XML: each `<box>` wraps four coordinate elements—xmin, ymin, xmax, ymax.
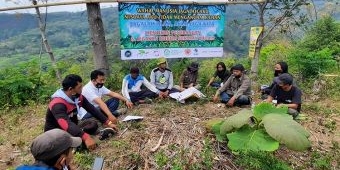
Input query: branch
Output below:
<box><xmin>262</xmin><ymin>0</ymin><xmax>304</xmax><ymax>40</ymax></box>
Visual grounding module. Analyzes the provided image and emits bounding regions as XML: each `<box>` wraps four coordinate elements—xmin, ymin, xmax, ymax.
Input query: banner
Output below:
<box><xmin>248</xmin><ymin>27</ymin><xmax>263</xmax><ymax>58</ymax></box>
<box><xmin>119</xmin><ymin>3</ymin><xmax>225</xmax><ymax>60</ymax></box>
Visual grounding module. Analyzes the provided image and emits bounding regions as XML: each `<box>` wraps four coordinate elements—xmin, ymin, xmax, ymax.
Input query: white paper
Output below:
<box><xmin>122</xmin><ymin>115</ymin><xmax>144</xmax><ymax>122</ymax></box>
<box><xmin>169</xmin><ymin>87</ymin><xmax>205</xmax><ymax>103</ymax></box>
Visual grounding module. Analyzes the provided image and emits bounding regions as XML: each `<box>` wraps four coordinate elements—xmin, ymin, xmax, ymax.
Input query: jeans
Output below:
<box><xmin>210</xmin><ymin>82</ymin><xmax>221</xmax><ymax>88</ymax></box>
<box><xmin>82</xmin><ymin>97</ymin><xmax>120</xmax><ymax>119</ymax></box>
<box><xmin>220</xmin><ymin>92</ymin><xmax>250</xmax><ymax>106</ymax></box>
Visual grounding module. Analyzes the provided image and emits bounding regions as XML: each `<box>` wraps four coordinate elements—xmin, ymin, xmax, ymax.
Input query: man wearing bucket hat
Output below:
<box><xmin>17</xmin><ymin>129</ymin><xmax>82</xmax><ymax>170</ymax></box>
<box><xmin>175</xmin><ymin>62</ymin><xmax>200</xmax><ymax>91</ymax></box>
<box><xmin>150</xmin><ymin>57</ymin><xmax>180</xmax><ymax>98</ymax></box>
<box><xmin>213</xmin><ymin>64</ymin><xmax>251</xmax><ymax>107</ymax></box>
<box><xmin>266</xmin><ymin>73</ymin><xmax>302</xmax><ymax>119</ymax></box>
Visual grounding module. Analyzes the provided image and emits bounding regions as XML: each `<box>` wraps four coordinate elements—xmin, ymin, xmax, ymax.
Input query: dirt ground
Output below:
<box><xmin>0</xmin><ymin>97</ymin><xmax>339</xmax><ymax>170</ymax></box>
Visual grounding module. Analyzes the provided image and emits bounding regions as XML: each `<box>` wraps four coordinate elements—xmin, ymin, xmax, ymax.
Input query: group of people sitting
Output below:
<box><xmin>17</xmin><ymin>58</ymin><xmax>302</xmax><ymax>170</ymax></box>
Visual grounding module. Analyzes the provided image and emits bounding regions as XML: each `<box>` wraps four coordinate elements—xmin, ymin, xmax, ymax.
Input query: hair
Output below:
<box><xmin>231</xmin><ymin>64</ymin><xmax>245</xmax><ymax>72</ymax></box>
<box><xmin>90</xmin><ymin>70</ymin><xmax>105</xmax><ymax>80</ymax></box>
<box><xmin>130</xmin><ymin>67</ymin><xmax>140</xmax><ymax>74</ymax></box>
<box><xmin>276</xmin><ymin>61</ymin><xmax>288</xmax><ymax>73</ymax></box>
<box><xmin>62</xmin><ymin>74</ymin><xmax>82</xmax><ymax>91</ymax></box>
<box><xmin>43</xmin><ymin>148</ymin><xmax>72</xmax><ymax>167</ymax></box>
<box><xmin>216</xmin><ymin>62</ymin><xmax>226</xmax><ymax>71</ymax></box>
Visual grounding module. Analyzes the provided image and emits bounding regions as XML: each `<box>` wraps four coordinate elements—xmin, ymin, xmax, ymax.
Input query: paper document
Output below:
<box><xmin>122</xmin><ymin>115</ymin><xmax>144</xmax><ymax>122</ymax></box>
<box><xmin>169</xmin><ymin>87</ymin><xmax>205</xmax><ymax>103</ymax></box>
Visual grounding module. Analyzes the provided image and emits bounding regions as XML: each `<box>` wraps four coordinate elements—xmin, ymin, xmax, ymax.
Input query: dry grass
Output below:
<box><xmin>0</xmin><ymin>97</ymin><xmax>339</xmax><ymax>170</ymax></box>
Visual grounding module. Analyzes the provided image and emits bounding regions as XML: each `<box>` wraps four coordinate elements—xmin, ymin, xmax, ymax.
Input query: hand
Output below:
<box><xmin>106</xmin><ymin>123</ymin><xmax>118</xmax><ymax>132</ymax></box>
<box><xmin>108</xmin><ymin>115</ymin><xmax>118</xmax><ymax>124</ymax></box>
<box><xmin>158</xmin><ymin>92</ymin><xmax>164</xmax><ymax>99</ymax></box>
<box><xmin>212</xmin><ymin>96</ymin><xmax>219</xmax><ymax>103</ymax></box>
<box><xmin>276</xmin><ymin>104</ymin><xmax>287</xmax><ymax>108</ymax></box>
<box><xmin>125</xmin><ymin>100</ymin><xmax>133</xmax><ymax>109</ymax></box>
<box><xmin>84</xmin><ymin>137</ymin><xmax>96</xmax><ymax>150</ymax></box>
<box><xmin>179</xmin><ymin>87</ymin><xmax>185</xmax><ymax>92</ymax></box>
<box><xmin>227</xmin><ymin>97</ymin><xmax>236</xmax><ymax>107</ymax></box>
<box><xmin>189</xmin><ymin>83</ymin><xmax>194</xmax><ymax>88</ymax></box>
<box><xmin>163</xmin><ymin>90</ymin><xmax>169</xmax><ymax>97</ymax></box>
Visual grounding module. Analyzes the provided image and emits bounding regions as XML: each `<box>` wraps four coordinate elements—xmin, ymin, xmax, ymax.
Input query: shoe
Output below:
<box><xmin>112</xmin><ymin>108</ymin><xmax>127</xmax><ymax>117</ymax></box>
<box><xmin>144</xmin><ymin>98</ymin><xmax>153</xmax><ymax>104</ymax></box>
<box><xmin>98</xmin><ymin>128</ymin><xmax>116</xmax><ymax>140</ymax></box>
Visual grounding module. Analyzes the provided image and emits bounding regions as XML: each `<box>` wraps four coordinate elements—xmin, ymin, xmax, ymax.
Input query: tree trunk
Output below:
<box><xmin>250</xmin><ymin>3</ymin><xmax>265</xmax><ymax>80</ymax></box>
<box><xmin>33</xmin><ymin>0</ymin><xmax>62</xmax><ymax>82</ymax></box>
<box><xmin>86</xmin><ymin>3</ymin><xmax>110</xmax><ymax>76</ymax></box>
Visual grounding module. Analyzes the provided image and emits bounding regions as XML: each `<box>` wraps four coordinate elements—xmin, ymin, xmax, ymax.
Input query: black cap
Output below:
<box><xmin>277</xmin><ymin>73</ymin><xmax>293</xmax><ymax>85</ymax></box>
<box><xmin>231</xmin><ymin>64</ymin><xmax>245</xmax><ymax>72</ymax></box>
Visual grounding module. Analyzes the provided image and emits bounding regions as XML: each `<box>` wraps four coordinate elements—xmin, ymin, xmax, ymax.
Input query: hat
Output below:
<box><xmin>188</xmin><ymin>62</ymin><xmax>199</xmax><ymax>71</ymax></box>
<box><xmin>31</xmin><ymin>129</ymin><xmax>82</xmax><ymax>161</ymax></box>
<box><xmin>231</xmin><ymin>64</ymin><xmax>245</xmax><ymax>72</ymax></box>
<box><xmin>157</xmin><ymin>57</ymin><xmax>167</xmax><ymax>65</ymax></box>
<box><xmin>277</xmin><ymin>73</ymin><xmax>293</xmax><ymax>85</ymax></box>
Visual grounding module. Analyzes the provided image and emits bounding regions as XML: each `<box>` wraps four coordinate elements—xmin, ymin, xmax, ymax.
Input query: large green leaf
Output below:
<box><xmin>220</xmin><ymin>109</ymin><xmax>253</xmax><ymax>135</ymax></box>
<box><xmin>262</xmin><ymin>114</ymin><xmax>311</xmax><ymax>151</ymax></box>
<box><xmin>253</xmin><ymin>103</ymin><xmax>288</xmax><ymax>121</ymax></box>
<box><xmin>203</xmin><ymin>118</ymin><xmax>224</xmax><ymax>132</ymax></box>
<box><xmin>227</xmin><ymin>126</ymin><xmax>279</xmax><ymax>151</ymax></box>
<box><xmin>212</xmin><ymin>121</ymin><xmax>226</xmax><ymax>142</ymax></box>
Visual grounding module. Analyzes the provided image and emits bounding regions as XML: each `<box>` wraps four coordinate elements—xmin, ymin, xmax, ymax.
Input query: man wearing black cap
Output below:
<box><xmin>17</xmin><ymin>129</ymin><xmax>82</xmax><ymax>170</ymax></box>
<box><xmin>176</xmin><ymin>62</ymin><xmax>200</xmax><ymax>91</ymax></box>
<box><xmin>213</xmin><ymin>64</ymin><xmax>251</xmax><ymax>107</ymax></box>
<box><xmin>266</xmin><ymin>73</ymin><xmax>302</xmax><ymax>118</ymax></box>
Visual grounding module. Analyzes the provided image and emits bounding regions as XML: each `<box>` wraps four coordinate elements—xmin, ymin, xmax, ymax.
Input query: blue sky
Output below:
<box><xmin>0</xmin><ymin>0</ymin><xmax>118</xmax><ymax>13</ymax></box>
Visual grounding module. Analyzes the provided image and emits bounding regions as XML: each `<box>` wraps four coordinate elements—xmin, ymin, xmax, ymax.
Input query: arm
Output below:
<box><xmin>92</xmin><ymin>97</ymin><xmax>117</xmax><ymax>123</ymax></box>
<box><xmin>142</xmin><ymin>77</ymin><xmax>160</xmax><ymax>94</ymax></box>
<box><xmin>107</xmin><ymin>91</ymin><xmax>133</xmax><ymax>109</ymax></box>
<box><xmin>150</xmin><ymin>70</ymin><xmax>156</xmax><ymax>85</ymax></box>
<box><xmin>207</xmin><ymin>77</ymin><xmax>215</xmax><ymax>87</ymax></box>
<box><xmin>122</xmin><ymin>78</ymin><xmax>131</xmax><ymax>101</ymax></box>
<box><xmin>168</xmin><ymin>71</ymin><xmax>174</xmax><ymax>89</ymax></box>
<box><xmin>51</xmin><ymin>104</ymin><xmax>90</xmax><ymax>141</ymax></box>
<box><xmin>82</xmin><ymin>97</ymin><xmax>110</xmax><ymax>124</ymax></box>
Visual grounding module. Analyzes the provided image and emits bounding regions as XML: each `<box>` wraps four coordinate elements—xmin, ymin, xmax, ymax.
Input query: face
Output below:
<box><xmin>93</xmin><ymin>75</ymin><xmax>105</xmax><ymax>88</ymax></box>
<box><xmin>55</xmin><ymin>148</ymin><xmax>74</xmax><ymax>170</ymax></box>
<box><xmin>159</xmin><ymin>62</ymin><xmax>166</xmax><ymax>69</ymax></box>
<box><xmin>70</xmin><ymin>82</ymin><xmax>83</xmax><ymax>95</ymax></box>
<box><xmin>131</xmin><ymin>73</ymin><xmax>139</xmax><ymax>79</ymax></box>
<box><xmin>279</xmin><ymin>83</ymin><xmax>290</xmax><ymax>91</ymax></box>
<box><xmin>233</xmin><ymin>70</ymin><xmax>242</xmax><ymax>78</ymax></box>
<box><xmin>274</xmin><ymin>64</ymin><xmax>282</xmax><ymax>72</ymax></box>
<box><xmin>217</xmin><ymin>65</ymin><xmax>224</xmax><ymax>72</ymax></box>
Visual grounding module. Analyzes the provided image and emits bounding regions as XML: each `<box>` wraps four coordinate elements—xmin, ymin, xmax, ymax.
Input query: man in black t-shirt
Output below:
<box><xmin>266</xmin><ymin>73</ymin><xmax>302</xmax><ymax>119</ymax></box>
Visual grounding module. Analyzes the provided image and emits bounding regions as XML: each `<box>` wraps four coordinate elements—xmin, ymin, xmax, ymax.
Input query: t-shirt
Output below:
<box><xmin>270</xmin><ymin>85</ymin><xmax>302</xmax><ymax>112</ymax></box>
<box><xmin>82</xmin><ymin>81</ymin><xmax>111</xmax><ymax>107</ymax></box>
<box><xmin>213</xmin><ymin>70</ymin><xmax>230</xmax><ymax>83</ymax></box>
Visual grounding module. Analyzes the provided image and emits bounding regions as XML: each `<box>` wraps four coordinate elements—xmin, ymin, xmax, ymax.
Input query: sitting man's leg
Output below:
<box><xmin>235</xmin><ymin>95</ymin><xmax>251</xmax><ymax>106</ymax></box>
<box><xmin>288</xmin><ymin>108</ymin><xmax>299</xmax><ymax>119</ymax></box>
<box><xmin>210</xmin><ymin>82</ymin><xmax>221</xmax><ymax>88</ymax></box>
<box><xmin>105</xmin><ymin>97</ymin><xmax>126</xmax><ymax>117</ymax></box>
<box><xmin>220</xmin><ymin>92</ymin><xmax>231</xmax><ymax>103</ymax></box>
<box><xmin>140</xmin><ymin>89</ymin><xmax>158</xmax><ymax>100</ymax></box>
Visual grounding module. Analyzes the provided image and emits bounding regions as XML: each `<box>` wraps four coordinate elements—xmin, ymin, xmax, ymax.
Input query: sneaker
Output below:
<box><xmin>98</xmin><ymin>128</ymin><xmax>116</xmax><ymax>140</ymax></box>
<box><xmin>112</xmin><ymin>108</ymin><xmax>127</xmax><ymax>117</ymax></box>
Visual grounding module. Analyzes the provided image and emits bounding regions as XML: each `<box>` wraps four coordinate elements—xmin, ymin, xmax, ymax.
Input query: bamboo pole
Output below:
<box><xmin>0</xmin><ymin>0</ymin><xmax>265</xmax><ymax>12</ymax></box>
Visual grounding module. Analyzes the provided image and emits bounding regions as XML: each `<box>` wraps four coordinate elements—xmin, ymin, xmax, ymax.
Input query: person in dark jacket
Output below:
<box><xmin>44</xmin><ymin>74</ymin><xmax>117</xmax><ymax>150</ymax></box>
<box><xmin>16</xmin><ymin>129</ymin><xmax>81</xmax><ymax>170</ymax></box>
<box><xmin>206</xmin><ymin>62</ymin><xmax>231</xmax><ymax>88</ymax></box>
<box><xmin>175</xmin><ymin>62</ymin><xmax>200</xmax><ymax>91</ymax></box>
<box><xmin>261</xmin><ymin>61</ymin><xmax>289</xmax><ymax>99</ymax></box>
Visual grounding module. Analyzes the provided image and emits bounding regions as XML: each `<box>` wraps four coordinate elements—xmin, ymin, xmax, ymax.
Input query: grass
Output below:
<box><xmin>73</xmin><ymin>151</ymin><xmax>95</xmax><ymax>170</ymax></box>
<box><xmin>235</xmin><ymin>151</ymin><xmax>291</xmax><ymax>170</ymax></box>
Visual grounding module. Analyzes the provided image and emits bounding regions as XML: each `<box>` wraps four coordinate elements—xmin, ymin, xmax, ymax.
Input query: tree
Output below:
<box><xmin>86</xmin><ymin>3</ymin><xmax>110</xmax><ymax>76</ymax></box>
<box><xmin>249</xmin><ymin>0</ymin><xmax>312</xmax><ymax>79</ymax></box>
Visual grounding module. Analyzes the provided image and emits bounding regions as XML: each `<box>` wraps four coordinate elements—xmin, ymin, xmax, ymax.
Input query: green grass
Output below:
<box><xmin>73</xmin><ymin>151</ymin><xmax>95</xmax><ymax>170</ymax></box>
<box><xmin>235</xmin><ymin>151</ymin><xmax>291</xmax><ymax>170</ymax></box>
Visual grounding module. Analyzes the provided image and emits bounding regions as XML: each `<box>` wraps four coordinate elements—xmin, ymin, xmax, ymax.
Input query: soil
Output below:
<box><xmin>0</xmin><ymin>97</ymin><xmax>339</xmax><ymax>170</ymax></box>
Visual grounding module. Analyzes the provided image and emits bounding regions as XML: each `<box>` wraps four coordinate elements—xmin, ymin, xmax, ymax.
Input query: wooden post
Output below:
<box><xmin>86</xmin><ymin>3</ymin><xmax>110</xmax><ymax>76</ymax></box>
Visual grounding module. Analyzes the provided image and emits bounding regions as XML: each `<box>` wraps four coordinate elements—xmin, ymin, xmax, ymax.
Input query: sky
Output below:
<box><xmin>0</xmin><ymin>0</ymin><xmax>118</xmax><ymax>13</ymax></box>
